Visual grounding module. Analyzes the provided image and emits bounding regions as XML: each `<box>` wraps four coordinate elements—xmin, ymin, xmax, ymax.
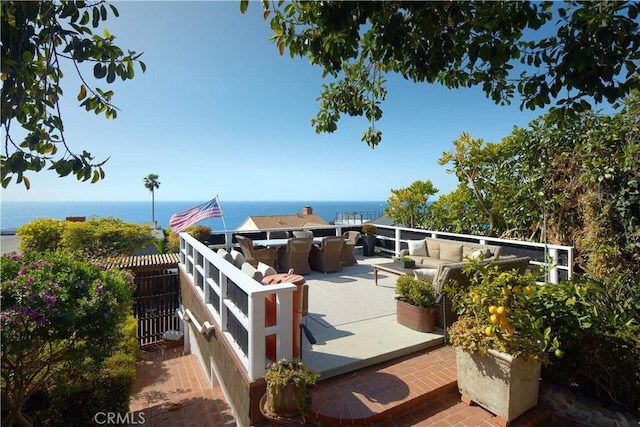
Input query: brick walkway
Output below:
<box><xmin>131</xmin><ymin>343</ymin><xmax>553</xmax><ymax>426</ymax></box>
<box><xmin>130</xmin><ymin>344</ymin><xmax>235</xmax><ymax>426</ymax></box>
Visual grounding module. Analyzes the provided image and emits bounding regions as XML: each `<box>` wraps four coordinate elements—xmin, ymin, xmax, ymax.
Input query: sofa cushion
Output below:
<box><xmin>419</xmin><ymin>258</ymin><xmax>451</xmax><ymax>268</ymax></box>
<box><xmin>467</xmin><ymin>249</ymin><xmax>486</xmax><ymax>260</ymax></box>
<box><xmin>217</xmin><ymin>248</ymin><xmax>233</xmax><ymax>263</ymax></box>
<box><xmin>463</xmin><ymin>246</ymin><xmax>489</xmax><ymax>259</ymax></box>
<box><xmin>257</xmin><ymin>262</ymin><xmax>277</xmax><ymax>278</ymax></box>
<box><xmin>414</xmin><ymin>268</ymin><xmax>437</xmax><ymax>281</ymax></box>
<box><xmin>439</xmin><ymin>242</ymin><xmax>463</xmax><ymax>262</ymax></box>
<box><xmin>426</xmin><ymin>239</ymin><xmax>440</xmax><ymax>259</ymax></box>
<box><xmin>230</xmin><ymin>249</ymin><xmax>246</xmax><ymax>267</ymax></box>
<box><xmin>241</xmin><ymin>262</ymin><xmax>263</xmax><ymax>281</ymax></box>
<box><xmin>407</xmin><ymin>239</ymin><xmax>428</xmax><ymax>256</ymax></box>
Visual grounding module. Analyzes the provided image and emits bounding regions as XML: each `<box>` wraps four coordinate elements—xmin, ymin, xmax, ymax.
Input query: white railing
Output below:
<box><xmin>373</xmin><ymin>225</ymin><xmax>574</xmax><ymax>283</ymax></box>
<box><xmin>210</xmin><ymin>225</ymin><xmax>573</xmax><ymax>283</ymax></box>
<box><xmin>179</xmin><ymin>233</ymin><xmax>297</xmax><ymax>381</ymax></box>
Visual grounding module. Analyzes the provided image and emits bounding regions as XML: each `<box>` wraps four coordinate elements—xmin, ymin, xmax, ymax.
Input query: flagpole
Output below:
<box><xmin>216</xmin><ymin>195</ymin><xmax>228</xmax><ymax>231</ymax></box>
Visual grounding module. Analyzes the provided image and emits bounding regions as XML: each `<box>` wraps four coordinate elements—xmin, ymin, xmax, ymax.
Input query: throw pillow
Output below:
<box><xmin>257</xmin><ymin>262</ymin><xmax>277</xmax><ymax>278</ymax></box>
<box><xmin>469</xmin><ymin>249</ymin><xmax>485</xmax><ymax>260</ymax></box>
<box><xmin>426</xmin><ymin>239</ymin><xmax>440</xmax><ymax>259</ymax></box>
<box><xmin>407</xmin><ymin>239</ymin><xmax>428</xmax><ymax>256</ymax></box>
<box><xmin>241</xmin><ymin>262</ymin><xmax>263</xmax><ymax>281</ymax></box>
<box><xmin>439</xmin><ymin>242</ymin><xmax>463</xmax><ymax>262</ymax></box>
<box><xmin>230</xmin><ymin>249</ymin><xmax>245</xmax><ymax>268</ymax></box>
<box><xmin>414</xmin><ymin>268</ymin><xmax>437</xmax><ymax>281</ymax></box>
<box><xmin>217</xmin><ymin>249</ymin><xmax>233</xmax><ymax>263</ymax></box>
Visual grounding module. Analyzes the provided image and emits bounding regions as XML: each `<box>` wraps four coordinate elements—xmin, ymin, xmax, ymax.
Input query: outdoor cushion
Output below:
<box><xmin>414</xmin><ymin>268</ymin><xmax>437</xmax><ymax>281</ymax></box>
<box><xmin>426</xmin><ymin>239</ymin><xmax>441</xmax><ymax>259</ymax></box>
<box><xmin>257</xmin><ymin>262</ymin><xmax>277</xmax><ymax>278</ymax></box>
<box><xmin>217</xmin><ymin>249</ymin><xmax>233</xmax><ymax>263</ymax></box>
<box><xmin>241</xmin><ymin>262</ymin><xmax>263</xmax><ymax>281</ymax></box>
<box><xmin>407</xmin><ymin>239</ymin><xmax>428</xmax><ymax>256</ymax></box>
<box><xmin>230</xmin><ymin>249</ymin><xmax>245</xmax><ymax>267</ymax></box>
<box><xmin>439</xmin><ymin>242</ymin><xmax>463</xmax><ymax>262</ymax></box>
<box><xmin>468</xmin><ymin>249</ymin><xmax>485</xmax><ymax>260</ymax></box>
<box><xmin>293</xmin><ymin>230</ymin><xmax>313</xmax><ymax>238</ymax></box>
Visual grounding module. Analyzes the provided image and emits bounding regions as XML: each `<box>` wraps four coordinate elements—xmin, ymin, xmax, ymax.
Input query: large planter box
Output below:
<box><xmin>396</xmin><ymin>298</ymin><xmax>436</xmax><ymax>332</ymax></box>
<box><xmin>455</xmin><ymin>347</ymin><xmax>541</xmax><ymax>422</ymax></box>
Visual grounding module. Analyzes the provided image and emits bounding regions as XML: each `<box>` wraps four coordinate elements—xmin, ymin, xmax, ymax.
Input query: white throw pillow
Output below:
<box><xmin>469</xmin><ymin>249</ymin><xmax>485</xmax><ymax>260</ymax></box>
<box><xmin>230</xmin><ymin>249</ymin><xmax>245</xmax><ymax>267</ymax></box>
<box><xmin>257</xmin><ymin>262</ymin><xmax>277</xmax><ymax>278</ymax></box>
<box><xmin>241</xmin><ymin>262</ymin><xmax>263</xmax><ymax>281</ymax></box>
<box><xmin>414</xmin><ymin>268</ymin><xmax>437</xmax><ymax>281</ymax></box>
<box><xmin>407</xmin><ymin>240</ymin><xmax>428</xmax><ymax>256</ymax></box>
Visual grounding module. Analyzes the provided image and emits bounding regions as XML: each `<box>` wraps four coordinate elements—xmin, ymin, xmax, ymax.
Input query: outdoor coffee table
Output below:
<box><xmin>372</xmin><ymin>262</ymin><xmax>416</xmax><ymax>286</ymax></box>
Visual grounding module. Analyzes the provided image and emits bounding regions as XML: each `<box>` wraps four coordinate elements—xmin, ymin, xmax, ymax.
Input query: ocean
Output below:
<box><xmin>0</xmin><ymin>200</ymin><xmax>387</xmax><ymax>232</ymax></box>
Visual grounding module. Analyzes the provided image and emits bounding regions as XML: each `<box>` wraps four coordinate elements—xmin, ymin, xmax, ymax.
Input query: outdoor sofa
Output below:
<box><xmin>399</xmin><ymin>237</ymin><xmax>502</xmax><ymax>268</ymax></box>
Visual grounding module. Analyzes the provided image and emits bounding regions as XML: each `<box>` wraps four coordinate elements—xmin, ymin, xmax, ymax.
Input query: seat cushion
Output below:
<box><xmin>257</xmin><ymin>262</ymin><xmax>277</xmax><ymax>278</ymax></box>
<box><xmin>439</xmin><ymin>242</ymin><xmax>463</xmax><ymax>262</ymax></box>
<box><xmin>407</xmin><ymin>239</ymin><xmax>428</xmax><ymax>256</ymax></box>
<box><xmin>230</xmin><ymin>249</ymin><xmax>245</xmax><ymax>267</ymax></box>
<box><xmin>241</xmin><ymin>262</ymin><xmax>263</xmax><ymax>281</ymax></box>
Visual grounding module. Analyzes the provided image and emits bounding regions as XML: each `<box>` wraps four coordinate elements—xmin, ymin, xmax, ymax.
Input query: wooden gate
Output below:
<box><xmin>134</xmin><ymin>271</ymin><xmax>180</xmax><ymax>346</ymax></box>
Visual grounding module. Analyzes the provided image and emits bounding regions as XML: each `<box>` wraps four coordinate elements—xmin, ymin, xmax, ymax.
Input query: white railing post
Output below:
<box><xmin>248</xmin><ymin>293</ymin><xmax>266</xmax><ymax>380</ymax></box>
<box><xmin>395</xmin><ymin>227</ymin><xmax>402</xmax><ymax>256</ymax></box>
<box><xmin>547</xmin><ymin>247</ymin><xmax>559</xmax><ymax>283</ymax></box>
<box><xmin>276</xmin><ymin>291</ymin><xmax>294</xmax><ymax>362</ymax></box>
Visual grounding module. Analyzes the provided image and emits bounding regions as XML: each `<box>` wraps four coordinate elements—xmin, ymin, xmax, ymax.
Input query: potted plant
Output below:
<box><xmin>264</xmin><ymin>358</ymin><xmax>319</xmax><ymax>417</ymax></box>
<box><xmin>395</xmin><ymin>275</ymin><xmax>437</xmax><ymax>332</ymax></box>
<box><xmin>361</xmin><ymin>223</ymin><xmax>377</xmax><ymax>257</ymax></box>
<box><xmin>393</xmin><ymin>256</ymin><xmax>416</xmax><ymax>269</ymax></box>
<box><xmin>445</xmin><ymin>259</ymin><xmax>562</xmax><ymax>423</ymax></box>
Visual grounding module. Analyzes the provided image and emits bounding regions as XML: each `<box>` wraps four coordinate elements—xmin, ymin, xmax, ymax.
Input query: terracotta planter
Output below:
<box><xmin>396</xmin><ymin>297</ymin><xmax>436</xmax><ymax>332</ymax></box>
<box><xmin>455</xmin><ymin>347</ymin><xmax>541</xmax><ymax>422</ymax></box>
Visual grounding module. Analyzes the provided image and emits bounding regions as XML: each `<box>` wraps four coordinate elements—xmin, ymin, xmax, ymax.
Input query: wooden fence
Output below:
<box><xmin>133</xmin><ymin>271</ymin><xmax>180</xmax><ymax>347</ymax></box>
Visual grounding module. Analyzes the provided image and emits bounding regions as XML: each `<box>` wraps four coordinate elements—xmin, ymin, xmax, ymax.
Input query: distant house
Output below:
<box><xmin>235</xmin><ymin>206</ymin><xmax>328</xmax><ymax>231</ymax></box>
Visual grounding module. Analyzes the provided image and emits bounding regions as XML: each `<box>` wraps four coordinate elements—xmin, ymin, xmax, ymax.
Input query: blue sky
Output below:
<box><xmin>2</xmin><ymin>1</ymin><xmax>557</xmax><ymax>203</ymax></box>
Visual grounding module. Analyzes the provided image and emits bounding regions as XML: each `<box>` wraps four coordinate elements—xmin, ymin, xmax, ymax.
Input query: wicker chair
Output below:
<box><xmin>277</xmin><ymin>237</ymin><xmax>313</xmax><ymax>275</ymax></box>
<box><xmin>235</xmin><ymin>235</ymin><xmax>278</xmax><ymax>268</ymax></box>
<box><xmin>340</xmin><ymin>231</ymin><xmax>360</xmax><ymax>266</ymax></box>
<box><xmin>433</xmin><ymin>256</ymin><xmax>531</xmax><ymax>330</ymax></box>
<box><xmin>309</xmin><ymin>236</ymin><xmax>344</xmax><ymax>273</ymax></box>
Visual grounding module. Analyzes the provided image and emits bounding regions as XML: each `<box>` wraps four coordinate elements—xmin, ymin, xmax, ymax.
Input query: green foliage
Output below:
<box><xmin>361</xmin><ymin>224</ymin><xmax>377</xmax><ymax>236</ymax></box>
<box><xmin>251</xmin><ymin>1</ymin><xmax>640</xmax><ymax>147</ymax></box>
<box><xmin>61</xmin><ymin>216</ymin><xmax>154</xmax><ymax>259</ymax></box>
<box><xmin>1</xmin><ymin>1</ymin><xmax>146</xmax><ymax>188</ymax></box>
<box><xmin>385</xmin><ymin>180</ymin><xmax>438</xmax><ymax>228</ymax></box>
<box><xmin>187</xmin><ymin>225</ymin><xmax>211</xmax><ymax>243</ymax></box>
<box><xmin>265</xmin><ymin>359</ymin><xmax>319</xmax><ymax>414</ymax></box>
<box><xmin>446</xmin><ymin>259</ymin><xmax>564</xmax><ymax>363</ymax></box>
<box><xmin>0</xmin><ymin>251</ymin><xmax>135</xmax><ymax>426</ymax></box>
<box><xmin>16</xmin><ymin>218</ymin><xmax>66</xmax><ymax>253</ymax></box>
<box><xmin>395</xmin><ymin>275</ymin><xmax>436</xmax><ymax>309</ymax></box>
<box><xmin>165</xmin><ymin>226</ymin><xmax>181</xmax><ymax>253</ymax></box>
<box><xmin>424</xmin><ymin>186</ymin><xmax>487</xmax><ymax>235</ymax></box>
<box><xmin>36</xmin><ymin>317</ymin><xmax>139</xmax><ymax>426</ymax></box>
<box><xmin>539</xmin><ymin>270</ymin><xmax>640</xmax><ymax>413</ymax></box>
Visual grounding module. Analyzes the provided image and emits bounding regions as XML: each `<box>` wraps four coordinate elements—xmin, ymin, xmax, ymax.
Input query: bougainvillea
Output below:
<box><xmin>1</xmin><ymin>251</ymin><xmax>134</xmax><ymax>426</ymax></box>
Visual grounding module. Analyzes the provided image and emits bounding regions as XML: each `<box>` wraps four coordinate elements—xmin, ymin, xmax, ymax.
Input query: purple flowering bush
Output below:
<box><xmin>1</xmin><ymin>251</ymin><xmax>134</xmax><ymax>427</ymax></box>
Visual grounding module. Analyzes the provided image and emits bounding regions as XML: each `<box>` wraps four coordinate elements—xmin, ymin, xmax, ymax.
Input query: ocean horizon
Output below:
<box><xmin>0</xmin><ymin>200</ymin><xmax>387</xmax><ymax>232</ymax></box>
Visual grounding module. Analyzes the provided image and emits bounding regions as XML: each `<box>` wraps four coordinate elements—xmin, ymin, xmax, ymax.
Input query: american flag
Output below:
<box><xmin>170</xmin><ymin>197</ymin><xmax>223</xmax><ymax>234</ymax></box>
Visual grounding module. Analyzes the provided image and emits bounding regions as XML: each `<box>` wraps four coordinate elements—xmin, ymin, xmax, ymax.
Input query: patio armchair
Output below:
<box><xmin>235</xmin><ymin>235</ymin><xmax>278</xmax><ymax>268</ymax></box>
<box><xmin>277</xmin><ymin>237</ymin><xmax>313</xmax><ymax>275</ymax></box>
<box><xmin>340</xmin><ymin>231</ymin><xmax>360</xmax><ymax>266</ymax></box>
<box><xmin>309</xmin><ymin>236</ymin><xmax>345</xmax><ymax>273</ymax></box>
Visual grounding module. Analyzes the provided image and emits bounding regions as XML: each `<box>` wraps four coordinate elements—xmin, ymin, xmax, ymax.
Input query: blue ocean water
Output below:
<box><xmin>0</xmin><ymin>200</ymin><xmax>387</xmax><ymax>232</ymax></box>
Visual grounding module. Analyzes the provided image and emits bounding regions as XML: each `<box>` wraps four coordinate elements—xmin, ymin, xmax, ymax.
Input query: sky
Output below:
<box><xmin>2</xmin><ymin>1</ymin><xmax>563</xmax><ymax>203</ymax></box>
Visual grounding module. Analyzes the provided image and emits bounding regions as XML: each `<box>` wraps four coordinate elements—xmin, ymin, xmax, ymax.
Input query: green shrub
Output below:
<box><xmin>62</xmin><ymin>216</ymin><xmax>154</xmax><ymax>258</ymax></box>
<box><xmin>187</xmin><ymin>225</ymin><xmax>211</xmax><ymax>243</ymax></box>
<box><xmin>395</xmin><ymin>275</ymin><xmax>436</xmax><ymax>308</ymax></box>
<box><xmin>166</xmin><ymin>226</ymin><xmax>180</xmax><ymax>253</ymax></box>
<box><xmin>16</xmin><ymin>218</ymin><xmax>66</xmax><ymax>252</ymax></box>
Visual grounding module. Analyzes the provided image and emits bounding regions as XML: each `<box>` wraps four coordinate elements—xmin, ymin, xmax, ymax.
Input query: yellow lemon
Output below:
<box><xmin>502</xmin><ymin>287</ymin><xmax>510</xmax><ymax>296</ymax></box>
<box><xmin>485</xmin><ymin>326</ymin><xmax>494</xmax><ymax>337</ymax></box>
<box><xmin>496</xmin><ymin>306</ymin><xmax>506</xmax><ymax>315</ymax></box>
<box><xmin>524</xmin><ymin>286</ymin><xmax>534</xmax><ymax>295</ymax></box>
<box><xmin>489</xmin><ymin>305</ymin><xmax>498</xmax><ymax>314</ymax></box>
<box><xmin>490</xmin><ymin>314</ymin><xmax>499</xmax><ymax>325</ymax></box>
<box><xmin>513</xmin><ymin>285</ymin><xmax>521</xmax><ymax>294</ymax></box>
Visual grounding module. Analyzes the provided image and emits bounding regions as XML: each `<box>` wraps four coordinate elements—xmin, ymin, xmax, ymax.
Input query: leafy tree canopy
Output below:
<box><xmin>1</xmin><ymin>1</ymin><xmax>145</xmax><ymax>189</ymax></box>
<box><xmin>385</xmin><ymin>179</ymin><xmax>438</xmax><ymax>228</ymax></box>
<box><xmin>245</xmin><ymin>1</ymin><xmax>640</xmax><ymax>147</ymax></box>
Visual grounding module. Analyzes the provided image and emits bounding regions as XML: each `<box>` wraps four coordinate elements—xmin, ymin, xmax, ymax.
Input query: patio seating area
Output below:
<box><xmin>130</xmin><ymin>251</ymin><xmax>557</xmax><ymax>426</ymax></box>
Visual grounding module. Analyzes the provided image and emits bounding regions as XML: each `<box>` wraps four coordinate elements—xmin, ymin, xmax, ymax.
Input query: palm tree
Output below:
<box><xmin>143</xmin><ymin>174</ymin><xmax>160</xmax><ymax>227</ymax></box>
